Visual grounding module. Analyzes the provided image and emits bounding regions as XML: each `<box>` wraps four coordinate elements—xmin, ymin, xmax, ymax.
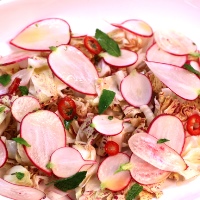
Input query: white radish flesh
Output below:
<box><xmin>102</xmin><ymin>49</ymin><xmax>138</xmax><ymax>67</ymax></box>
<box><xmin>145</xmin><ymin>61</ymin><xmax>200</xmax><ymax>100</ymax></box>
<box><xmin>128</xmin><ymin>132</ymin><xmax>186</xmax><ymax>172</ymax></box>
<box><xmin>146</xmin><ymin>43</ymin><xmax>186</xmax><ymax>67</ymax></box>
<box><xmin>190</xmin><ymin>61</ymin><xmax>200</xmax><ymax>72</ymax></box>
<box><xmin>148</xmin><ymin>114</ymin><xmax>185</xmax><ymax>154</ymax></box>
<box><xmin>154</xmin><ymin>30</ymin><xmax>197</xmax><ymax>55</ymax></box>
<box><xmin>120</xmin><ymin>70</ymin><xmax>152</xmax><ymax>107</ymax></box>
<box><xmin>20</xmin><ymin>110</ymin><xmax>66</xmax><ymax>175</ymax></box>
<box><xmin>92</xmin><ymin>115</ymin><xmax>123</xmax><ymax>136</ymax></box>
<box><xmin>10</xmin><ymin>18</ymin><xmax>71</xmax><ymax>51</ymax></box>
<box><xmin>0</xmin><ymin>139</ymin><xmax>7</xmax><ymax>167</ymax></box>
<box><xmin>130</xmin><ymin>153</ymin><xmax>170</xmax><ymax>185</ymax></box>
<box><xmin>97</xmin><ymin>153</ymin><xmax>131</xmax><ymax>191</ymax></box>
<box><xmin>48</xmin><ymin>45</ymin><xmax>98</xmax><ymax>95</ymax></box>
<box><xmin>50</xmin><ymin>147</ymin><xmax>95</xmax><ymax>178</ymax></box>
<box><xmin>0</xmin><ymin>178</ymin><xmax>45</xmax><ymax>200</ymax></box>
<box><xmin>111</xmin><ymin>19</ymin><xmax>153</xmax><ymax>37</ymax></box>
<box><xmin>12</xmin><ymin>96</ymin><xmax>41</xmax><ymax>122</ymax></box>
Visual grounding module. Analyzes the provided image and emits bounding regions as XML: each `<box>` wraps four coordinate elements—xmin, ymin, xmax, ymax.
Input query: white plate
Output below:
<box><xmin>0</xmin><ymin>0</ymin><xmax>200</xmax><ymax>199</ymax></box>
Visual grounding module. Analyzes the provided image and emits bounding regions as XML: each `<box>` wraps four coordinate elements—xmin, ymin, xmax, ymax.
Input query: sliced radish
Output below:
<box><xmin>92</xmin><ymin>115</ymin><xmax>123</xmax><ymax>136</ymax></box>
<box><xmin>102</xmin><ymin>49</ymin><xmax>137</xmax><ymax>68</ymax></box>
<box><xmin>0</xmin><ymin>51</ymin><xmax>37</xmax><ymax>66</ymax></box>
<box><xmin>154</xmin><ymin>30</ymin><xmax>197</xmax><ymax>55</ymax></box>
<box><xmin>97</xmin><ymin>153</ymin><xmax>131</xmax><ymax>191</ymax></box>
<box><xmin>146</xmin><ymin>43</ymin><xmax>186</xmax><ymax>67</ymax></box>
<box><xmin>120</xmin><ymin>70</ymin><xmax>152</xmax><ymax>107</ymax></box>
<box><xmin>145</xmin><ymin>61</ymin><xmax>200</xmax><ymax>100</ymax></box>
<box><xmin>0</xmin><ymin>178</ymin><xmax>45</xmax><ymax>200</ymax></box>
<box><xmin>130</xmin><ymin>153</ymin><xmax>170</xmax><ymax>185</ymax></box>
<box><xmin>128</xmin><ymin>132</ymin><xmax>186</xmax><ymax>172</ymax></box>
<box><xmin>50</xmin><ymin>147</ymin><xmax>95</xmax><ymax>178</ymax></box>
<box><xmin>111</xmin><ymin>19</ymin><xmax>153</xmax><ymax>37</ymax></box>
<box><xmin>12</xmin><ymin>96</ymin><xmax>41</xmax><ymax>122</ymax></box>
<box><xmin>0</xmin><ymin>139</ymin><xmax>7</xmax><ymax>167</ymax></box>
<box><xmin>48</xmin><ymin>45</ymin><xmax>98</xmax><ymax>95</ymax></box>
<box><xmin>20</xmin><ymin>110</ymin><xmax>66</xmax><ymax>175</ymax></box>
<box><xmin>10</xmin><ymin>18</ymin><xmax>71</xmax><ymax>51</ymax></box>
<box><xmin>148</xmin><ymin>114</ymin><xmax>185</xmax><ymax>154</ymax></box>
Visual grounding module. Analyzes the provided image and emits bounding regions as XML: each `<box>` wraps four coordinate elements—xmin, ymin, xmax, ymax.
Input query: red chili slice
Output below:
<box><xmin>58</xmin><ymin>96</ymin><xmax>76</xmax><ymax>120</ymax></box>
<box><xmin>8</xmin><ymin>77</ymin><xmax>21</xmax><ymax>94</ymax></box>
<box><xmin>84</xmin><ymin>36</ymin><xmax>102</xmax><ymax>54</ymax></box>
<box><xmin>187</xmin><ymin>114</ymin><xmax>200</xmax><ymax>136</ymax></box>
<box><xmin>105</xmin><ymin>141</ymin><xmax>119</xmax><ymax>156</ymax></box>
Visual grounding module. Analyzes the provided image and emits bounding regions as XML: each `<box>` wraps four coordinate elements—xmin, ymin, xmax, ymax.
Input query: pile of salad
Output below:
<box><xmin>0</xmin><ymin>18</ymin><xmax>200</xmax><ymax>200</ymax></box>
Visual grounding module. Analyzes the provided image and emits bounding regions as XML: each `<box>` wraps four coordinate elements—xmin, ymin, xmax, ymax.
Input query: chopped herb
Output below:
<box><xmin>189</xmin><ymin>52</ymin><xmax>200</xmax><ymax>57</ymax></box>
<box><xmin>89</xmin><ymin>123</ymin><xmax>95</xmax><ymax>128</ymax></box>
<box><xmin>126</xmin><ymin>183</ymin><xmax>143</xmax><ymax>200</ymax></box>
<box><xmin>0</xmin><ymin>106</ymin><xmax>6</xmax><ymax>113</ymax></box>
<box><xmin>95</xmin><ymin>29</ymin><xmax>121</xmax><ymax>57</ymax></box>
<box><xmin>48</xmin><ymin>171</ymin><xmax>87</xmax><ymax>192</ymax></box>
<box><xmin>64</xmin><ymin>119</ymin><xmax>72</xmax><ymax>130</ymax></box>
<box><xmin>115</xmin><ymin>162</ymin><xmax>133</xmax><ymax>174</ymax></box>
<box><xmin>12</xmin><ymin>137</ymin><xmax>31</xmax><ymax>147</ymax></box>
<box><xmin>98</xmin><ymin>89</ymin><xmax>115</xmax><ymax>114</ymax></box>
<box><xmin>66</xmin><ymin>109</ymin><xmax>73</xmax><ymax>116</ymax></box>
<box><xmin>19</xmin><ymin>86</ymin><xmax>29</xmax><ymax>95</ymax></box>
<box><xmin>12</xmin><ymin>172</ymin><xmax>25</xmax><ymax>180</ymax></box>
<box><xmin>49</xmin><ymin>46</ymin><xmax>57</xmax><ymax>51</ymax></box>
<box><xmin>157</xmin><ymin>138</ymin><xmax>170</xmax><ymax>144</ymax></box>
<box><xmin>0</xmin><ymin>74</ymin><xmax>11</xmax><ymax>86</ymax></box>
<box><xmin>35</xmin><ymin>24</ymin><xmax>38</xmax><ymax>27</ymax></box>
<box><xmin>29</xmin><ymin>65</ymin><xmax>33</xmax><ymax>68</ymax></box>
<box><xmin>46</xmin><ymin>162</ymin><xmax>54</xmax><ymax>169</ymax></box>
<box><xmin>184</xmin><ymin>64</ymin><xmax>200</xmax><ymax>76</ymax></box>
<box><xmin>108</xmin><ymin>116</ymin><xmax>113</xmax><ymax>120</ymax></box>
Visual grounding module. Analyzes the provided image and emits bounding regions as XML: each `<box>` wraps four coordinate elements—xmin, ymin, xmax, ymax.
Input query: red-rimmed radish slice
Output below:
<box><xmin>145</xmin><ymin>61</ymin><xmax>200</xmax><ymax>100</ymax></box>
<box><xmin>120</xmin><ymin>70</ymin><xmax>152</xmax><ymax>107</ymax></box>
<box><xmin>146</xmin><ymin>43</ymin><xmax>187</xmax><ymax>67</ymax></box>
<box><xmin>71</xmin><ymin>33</ymin><xmax>87</xmax><ymax>38</ymax></box>
<box><xmin>0</xmin><ymin>51</ymin><xmax>37</xmax><ymax>66</ymax></box>
<box><xmin>50</xmin><ymin>147</ymin><xmax>95</xmax><ymax>178</ymax></box>
<box><xmin>20</xmin><ymin>110</ymin><xmax>66</xmax><ymax>175</ymax></box>
<box><xmin>154</xmin><ymin>30</ymin><xmax>197</xmax><ymax>55</ymax></box>
<box><xmin>10</xmin><ymin>18</ymin><xmax>71</xmax><ymax>51</ymax></box>
<box><xmin>0</xmin><ymin>178</ymin><xmax>45</xmax><ymax>200</ymax></box>
<box><xmin>92</xmin><ymin>115</ymin><xmax>123</xmax><ymax>136</ymax></box>
<box><xmin>48</xmin><ymin>45</ymin><xmax>98</xmax><ymax>95</ymax></box>
<box><xmin>128</xmin><ymin>132</ymin><xmax>186</xmax><ymax>172</ymax></box>
<box><xmin>130</xmin><ymin>153</ymin><xmax>170</xmax><ymax>185</ymax></box>
<box><xmin>97</xmin><ymin>153</ymin><xmax>131</xmax><ymax>191</ymax></box>
<box><xmin>0</xmin><ymin>139</ymin><xmax>7</xmax><ymax>167</ymax></box>
<box><xmin>148</xmin><ymin>114</ymin><xmax>185</xmax><ymax>154</ymax></box>
<box><xmin>11</xmin><ymin>96</ymin><xmax>41</xmax><ymax>122</ymax></box>
<box><xmin>102</xmin><ymin>49</ymin><xmax>137</xmax><ymax>68</ymax></box>
<box><xmin>111</xmin><ymin>19</ymin><xmax>153</xmax><ymax>37</ymax></box>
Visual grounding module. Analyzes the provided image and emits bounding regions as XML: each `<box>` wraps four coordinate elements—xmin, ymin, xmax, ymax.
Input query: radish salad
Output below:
<box><xmin>0</xmin><ymin>18</ymin><xmax>200</xmax><ymax>200</ymax></box>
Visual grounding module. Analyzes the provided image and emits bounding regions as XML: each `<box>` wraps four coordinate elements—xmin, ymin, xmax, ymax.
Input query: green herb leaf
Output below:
<box><xmin>98</xmin><ymin>89</ymin><xmax>115</xmax><ymax>114</ymax></box>
<box><xmin>95</xmin><ymin>29</ymin><xmax>121</xmax><ymax>57</ymax></box>
<box><xmin>89</xmin><ymin>123</ymin><xmax>95</xmax><ymax>128</ymax></box>
<box><xmin>49</xmin><ymin>46</ymin><xmax>57</xmax><ymax>51</ymax></box>
<box><xmin>12</xmin><ymin>137</ymin><xmax>31</xmax><ymax>147</ymax></box>
<box><xmin>157</xmin><ymin>138</ymin><xmax>170</xmax><ymax>144</ymax></box>
<box><xmin>108</xmin><ymin>116</ymin><xmax>113</xmax><ymax>120</ymax></box>
<box><xmin>0</xmin><ymin>106</ymin><xmax>6</xmax><ymax>113</ymax></box>
<box><xmin>64</xmin><ymin>119</ymin><xmax>72</xmax><ymax>130</ymax></box>
<box><xmin>48</xmin><ymin>171</ymin><xmax>87</xmax><ymax>192</ymax></box>
<box><xmin>46</xmin><ymin>162</ymin><xmax>54</xmax><ymax>169</ymax></box>
<box><xmin>15</xmin><ymin>172</ymin><xmax>25</xmax><ymax>180</ymax></box>
<box><xmin>189</xmin><ymin>52</ymin><xmax>200</xmax><ymax>57</ymax></box>
<box><xmin>126</xmin><ymin>183</ymin><xmax>143</xmax><ymax>200</ymax></box>
<box><xmin>19</xmin><ymin>86</ymin><xmax>29</xmax><ymax>95</ymax></box>
<box><xmin>0</xmin><ymin>74</ymin><xmax>11</xmax><ymax>86</ymax></box>
<box><xmin>115</xmin><ymin>162</ymin><xmax>133</xmax><ymax>174</ymax></box>
<box><xmin>184</xmin><ymin>64</ymin><xmax>200</xmax><ymax>76</ymax></box>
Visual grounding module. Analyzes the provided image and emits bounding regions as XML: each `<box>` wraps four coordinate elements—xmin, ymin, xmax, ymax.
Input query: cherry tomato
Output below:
<box><xmin>58</xmin><ymin>96</ymin><xmax>76</xmax><ymax>120</ymax></box>
<box><xmin>187</xmin><ymin>114</ymin><xmax>200</xmax><ymax>136</ymax></box>
<box><xmin>105</xmin><ymin>141</ymin><xmax>119</xmax><ymax>156</ymax></box>
<box><xmin>84</xmin><ymin>36</ymin><xmax>102</xmax><ymax>54</ymax></box>
<box><xmin>8</xmin><ymin>77</ymin><xmax>21</xmax><ymax>94</ymax></box>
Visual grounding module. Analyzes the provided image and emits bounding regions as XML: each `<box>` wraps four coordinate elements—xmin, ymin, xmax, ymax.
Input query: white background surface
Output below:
<box><xmin>0</xmin><ymin>0</ymin><xmax>200</xmax><ymax>199</ymax></box>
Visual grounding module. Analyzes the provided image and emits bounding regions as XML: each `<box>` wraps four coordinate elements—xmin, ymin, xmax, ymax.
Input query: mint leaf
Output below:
<box><xmin>98</xmin><ymin>89</ymin><xmax>115</xmax><ymax>114</ymax></box>
<box><xmin>19</xmin><ymin>86</ymin><xmax>29</xmax><ymax>95</ymax></box>
<box><xmin>15</xmin><ymin>172</ymin><xmax>25</xmax><ymax>180</ymax></box>
<box><xmin>12</xmin><ymin>137</ymin><xmax>31</xmax><ymax>147</ymax></box>
<box><xmin>0</xmin><ymin>74</ymin><xmax>11</xmax><ymax>86</ymax></box>
<box><xmin>126</xmin><ymin>183</ymin><xmax>143</xmax><ymax>200</ymax></box>
<box><xmin>184</xmin><ymin>64</ymin><xmax>200</xmax><ymax>76</ymax></box>
<box><xmin>157</xmin><ymin>138</ymin><xmax>170</xmax><ymax>144</ymax></box>
<box><xmin>48</xmin><ymin>171</ymin><xmax>87</xmax><ymax>192</ymax></box>
<box><xmin>49</xmin><ymin>46</ymin><xmax>57</xmax><ymax>51</ymax></box>
<box><xmin>189</xmin><ymin>52</ymin><xmax>200</xmax><ymax>57</ymax></box>
<box><xmin>64</xmin><ymin>119</ymin><xmax>72</xmax><ymax>130</ymax></box>
<box><xmin>95</xmin><ymin>29</ymin><xmax>121</xmax><ymax>57</ymax></box>
<box><xmin>0</xmin><ymin>106</ymin><xmax>6</xmax><ymax>113</ymax></box>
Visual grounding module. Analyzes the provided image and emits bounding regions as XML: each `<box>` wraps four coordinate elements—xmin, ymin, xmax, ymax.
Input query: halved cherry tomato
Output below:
<box><xmin>84</xmin><ymin>36</ymin><xmax>102</xmax><ymax>54</ymax></box>
<box><xmin>105</xmin><ymin>141</ymin><xmax>119</xmax><ymax>156</ymax></box>
<box><xmin>58</xmin><ymin>96</ymin><xmax>76</xmax><ymax>120</ymax></box>
<box><xmin>8</xmin><ymin>77</ymin><xmax>21</xmax><ymax>94</ymax></box>
<box><xmin>187</xmin><ymin>114</ymin><xmax>200</xmax><ymax>136</ymax></box>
